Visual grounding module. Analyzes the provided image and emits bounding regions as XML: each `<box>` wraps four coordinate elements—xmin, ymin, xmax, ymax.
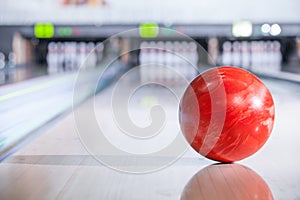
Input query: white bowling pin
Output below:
<box><xmin>222</xmin><ymin>41</ymin><xmax>232</xmax><ymax>66</ymax></box>
<box><xmin>241</xmin><ymin>41</ymin><xmax>250</xmax><ymax>69</ymax></box>
<box><xmin>232</xmin><ymin>41</ymin><xmax>241</xmax><ymax>67</ymax></box>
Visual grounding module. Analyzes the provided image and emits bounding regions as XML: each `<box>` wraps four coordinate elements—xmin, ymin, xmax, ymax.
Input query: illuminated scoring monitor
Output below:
<box><xmin>139</xmin><ymin>23</ymin><xmax>159</xmax><ymax>38</ymax></box>
<box><xmin>34</xmin><ymin>23</ymin><xmax>55</xmax><ymax>38</ymax></box>
<box><xmin>232</xmin><ymin>21</ymin><xmax>253</xmax><ymax>37</ymax></box>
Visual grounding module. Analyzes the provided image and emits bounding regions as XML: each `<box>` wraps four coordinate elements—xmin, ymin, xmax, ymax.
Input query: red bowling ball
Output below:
<box><xmin>179</xmin><ymin>66</ymin><xmax>275</xmax><ymax>162</ymax></box>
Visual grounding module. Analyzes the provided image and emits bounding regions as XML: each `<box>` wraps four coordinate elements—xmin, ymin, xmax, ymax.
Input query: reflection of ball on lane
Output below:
<box><xmin>181</xmin><ymin>164</ymin><xmax>274</xmax><ymax>200</ymax></box>
<box><xmin>179</xmin><ymin>66</ymin><xmax>275</xmax><ymax>162</ymax></box>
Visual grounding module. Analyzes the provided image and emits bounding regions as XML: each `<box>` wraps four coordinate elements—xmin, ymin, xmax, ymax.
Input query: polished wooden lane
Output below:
<box><xmin>0</xmin><ymin>77</ymin><xmax>299</xmax><ymax>199</ymax></box>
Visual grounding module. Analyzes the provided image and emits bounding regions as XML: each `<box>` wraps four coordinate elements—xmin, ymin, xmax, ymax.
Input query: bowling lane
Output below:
<box><xmin>0</xmin><ymin>72</ymin><xmax>77</xmax><ymax>160</ymax></box>
<box><xmin>0</xmin><ymin>71</ymin><xmax>300</xmax><ymax>199</ymax></box>
<box><xmin>0</xmin><ymin>59</ymin><xmax>126</xmax><ymax>161</ymax></box>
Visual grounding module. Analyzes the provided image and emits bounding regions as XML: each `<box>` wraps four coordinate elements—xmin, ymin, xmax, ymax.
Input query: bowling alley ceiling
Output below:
<box><xmin>0</xmin><ymin>0</ymin><xmax>300</xmax><ymax>25</ymax></box>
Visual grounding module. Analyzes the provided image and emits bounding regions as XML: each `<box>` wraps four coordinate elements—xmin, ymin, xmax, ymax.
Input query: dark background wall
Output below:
<box><xmin>0</xmin><ymin>26</ymin><xmax>19</xmax><ymax>60</ymax></box>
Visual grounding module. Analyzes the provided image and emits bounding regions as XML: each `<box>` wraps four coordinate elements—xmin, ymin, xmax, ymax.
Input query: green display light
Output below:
<box><xmin>34</xmin><ymin>23</ymin><xmax>54</xmax><ymax>38</ymax></box>
<box><xmin>139</xmin><ymin>23</ymin><xmax>159</xmax><ymax>38</ymax></box>
<box><xmin>57</xmin><ymin>27</ymin><xmax>72</xmax><ymax>36</ymax></box>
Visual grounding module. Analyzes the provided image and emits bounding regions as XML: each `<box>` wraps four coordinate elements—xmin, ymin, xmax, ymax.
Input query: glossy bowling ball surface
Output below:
<box><xmin>181</xmin><ymin>164</ymin><xmax>274</xmax><ymax>200</ymax></box>
<box><xmin>179</xmin><ymin>66</ymin><xmax>275</xmax><ymax>162</ymax></box>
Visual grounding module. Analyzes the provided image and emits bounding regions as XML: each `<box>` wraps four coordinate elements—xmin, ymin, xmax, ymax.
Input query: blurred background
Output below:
<box><xmin>0</xmin><ymin>1</ymin><xmax>300</xmax><ymax>199</ymax></box>
<box><xmin>0</xmin><ymin>0</ymin><xmax>300</xmax><ymax>83</ymax></box>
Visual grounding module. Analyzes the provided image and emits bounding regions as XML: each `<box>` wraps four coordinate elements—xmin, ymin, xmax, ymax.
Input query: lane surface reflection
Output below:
<box><xmin>181</xmin><ymin>164</ymin><xmax>273</xmax><ymax>200</ymax></box>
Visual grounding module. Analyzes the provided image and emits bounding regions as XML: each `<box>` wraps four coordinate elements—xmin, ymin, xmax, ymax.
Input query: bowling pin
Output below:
<box><xmin>71</xmin><ymin>42</ymin><xmax>77</xmax><ymax>70</ymax></box>
<box><xmin>47</xmin><ymin>42</ymin><xmax>58</xmax><ymax>74</ymax></box>
<box><xmin>180</xmin><ymin>41</ymin><xmax>189</xmax><ymax>83</ymax></box>
<box><xmin>57</xmin><ymin>42</ymin><xmax>65</xmax><ymax>72</ymax></box>
<box><xmin>232</xmin><ymin>41</ymin><xmax>241</xmax><ymax>67</ymax></box>
<box><xmin>7</xmin><ymin>52</ymin><xmax>16</xmax><ymax>68</ymax></box>
<box><xmin>139</xmin><ymin>42</ymin><xmax>145</xmax><ymax>82</ymax></box>
<box><xmin>95</xmin><ymin>42</ymin><xmax>104</xmax><ymax>65</ymax></box>
<box><xmin>175</xmin><ymin>41</ymin><xmax>183</xmax><ymax>83</ymax></box>
<box><xmin>156</xmin><ymin>41</ymin><xmax>165</xmax><ymax>83</ymax></box>
<box><xmin>273</xmin><ymin>41</ymin><xmax>282</xmax><ymax>72</ymax></box>
<box><xmin>164</xmin><ymin>41</ymin><xmax>173</xmax><ymax>83</ymax></box>
<box><xmin>139</xmin><ymin>47</ymin><xmax>147</xmax><ymax>83</ymax></box>
<box><xmin>189</xmin><ymin>42</ymin><xmax>199</xmax><ymax>80</ymax></box>
<box><xmin>262</xmin><ymin>41</ymin><xmax>270</xmax><ymax>74</ymax></box>
<box><xmin>222</xmin><ymin>41</ymin><xmax>232</xmax><ymax>66</ymax></box>
<box><xmin>86</xmin><ymin>42</ymin><xmax>97</xmax><ymax>69</ymax></box>
<box><xmin>148</xmin><ymin>47</ymin><xmax>156</xmax><ymax>83</ymax></box>
<box><xmin>0</xmin><ymin>52</ymin><xmax>5</xmax><ymax>70</ymax></box>
<box><xmin>64</xmin><ymin>42</ymin><xmax>72</xmax><ymax>71</ymax></box>
<box><xmin>257</xmin><ymin>41</ymin><xmax>264</xmax><ymax>73</ymax></box>
<box><xmin>77</xmin><ymin>42</ymin><xmax>87</xmax><ymax>69</ymax></box>
<box><xmin>250</xmin><ymin>41</ymin><xmax>258</xmax><ymax>72</ymax></box>
<box><xmin>241</xmin><ymin>41</ymin><xmax>250</xmax><ymax>69</ymax></box>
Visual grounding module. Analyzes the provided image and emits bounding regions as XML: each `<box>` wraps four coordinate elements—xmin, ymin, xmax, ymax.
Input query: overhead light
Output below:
<box><xmin>232</xmin><ymin>21</ymin><xmax>253</xmax><ymax>37</ymax></box>
<box><xmin>270</xmin><ymin>24</ymin><xmax>281</xmax><ymax>36</ymax></box>
<box><xmin>261</xmin><ymin>24</ymin><xmax>271</xmax><ymax>34</ymax></box>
